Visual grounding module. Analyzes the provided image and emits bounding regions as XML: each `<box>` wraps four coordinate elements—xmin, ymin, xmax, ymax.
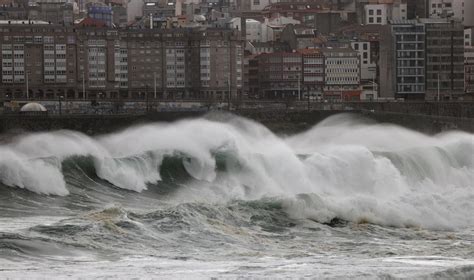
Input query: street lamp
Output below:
<box><xmin>59</xmin><ymin>95</ymin><xmax>64</xmax><ymax>115</ymax></box>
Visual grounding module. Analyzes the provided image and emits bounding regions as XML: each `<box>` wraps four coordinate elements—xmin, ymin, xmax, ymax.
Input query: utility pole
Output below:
<box><xmin>26</xmin><ymin>71</ymin><xmax>29</xmax><ymax>100</ymax></box>
<box><xmin>298</xmin><ymin>74</ymin><xmax>301</xmax><ymax>101</ymax></box>
<box><xmin>228</xmin><ymin>75</ymin><xmax>231</xmax><ymax>111</ymax></box>
<box><xmin>59</xmin><ymin>96</ymin><xmax>63</xmax><ymax>115</ymax></box>
<box><xmin>82</xmin><ymin>70</ymin><xmax>86</xmax><ymax>100</ymax></box>
<box><xmin>146</xmin><ymin>85</ymin><xmax>149</xmax><ymax>113</ymax></box>
<box><xmin>154</xmin><ymin>72</ymin><xmax>157</xmax><ymax>99</ymax></box>
<box><xmin>372</xmin><ymin>70</ymin><xmax>375</xmax><ymax>100</ymax></box>
<box><xmin>438</xmin><ymin>72</ymin><xmax>440</xmax><ymax>102</ymax></box>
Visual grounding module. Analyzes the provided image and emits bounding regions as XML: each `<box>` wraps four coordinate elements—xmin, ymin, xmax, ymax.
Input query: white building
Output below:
<box><xmin>229</xmin><ymin>16</ymin><xmax>299</xmax><ymax>43</ymax></box>
<box><xmin>430</xmin><ymin>0</ymin><xmax>474</xmax><ymax>26</ymax></box>
<box><xmin>452</xmin><ymin>0</ymin><xmax>474</xmax><ymax>26</ymax></box>
<box><xmin>229</xmin><ymin>18</ymin><xmax>262</xmax><ymax>42</ymax></box>
<box><xmin>322</xmin><ymin>47</ymin><xmax>361</xmax><ymax>100</ymax></box>
<box><xmin>364</xmin><ymin>3</ymin><xmax>407</xmax><ymax>26</ymax></box>
<box><xmin>365</xmin><ymin>4</ymin><xmax>388</xmax><ymax>25</ymax></box>
<box><xmin>351</xmin><ymin>41</ymin><xmax>376</xmax><ymax>81</ymax></box>
<box><xmin>429</xmin><ymin>0</ymin><xmax>454</xmax><ymax>18</ymax></box>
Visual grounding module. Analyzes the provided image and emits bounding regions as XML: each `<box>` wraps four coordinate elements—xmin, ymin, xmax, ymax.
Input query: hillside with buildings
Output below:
<box><xmin>0</xmin><ymin>0</ymin><xmax>473</xmax><ymax>104</ymax></box>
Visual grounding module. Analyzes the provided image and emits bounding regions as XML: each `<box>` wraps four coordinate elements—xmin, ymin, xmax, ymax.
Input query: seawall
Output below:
<box><xmin>0</xmin><ymin>110</ymin><xmax>473</xmax><ymax>136</ymax></box>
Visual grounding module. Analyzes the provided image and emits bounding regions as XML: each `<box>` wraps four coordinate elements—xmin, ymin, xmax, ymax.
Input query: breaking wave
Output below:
<box><xmin>0</xmin><ymin>114</ymin><xmax>473</xmax><ymax>230</ymax></box>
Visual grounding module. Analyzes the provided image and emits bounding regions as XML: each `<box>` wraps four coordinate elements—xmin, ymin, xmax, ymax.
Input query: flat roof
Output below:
<box><xmin>0</xmin><ymin>20</ymin><xmax>50</xmax><ymax>25</ymax></box>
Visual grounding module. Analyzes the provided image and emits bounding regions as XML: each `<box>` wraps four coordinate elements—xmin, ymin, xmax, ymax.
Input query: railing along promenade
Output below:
<box><xmin>1</xmin><ymin>99</ymin><xmax>473</xmax><ymax>119</ymax></box>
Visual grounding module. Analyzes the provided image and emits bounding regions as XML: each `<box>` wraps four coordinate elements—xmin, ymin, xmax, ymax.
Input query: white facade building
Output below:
<box><xmin>365</xmin><ymin>3</ymin><xmax>407</xmax><ymax>25</ymax></box>
<box><xmin>430</xmin><ymin>0</ymin><xmax>474</xmax><ymax>26</ymax></box>
<box><xmin>365</xmin><ymin>4</ymin><xmax>388</xmax><ymax>25</ymax></box>
<box><xmin>323</xmin><ymin>48</ymin><xmax>360</xmax><ymax>89</ymax></box>
<box><xmin>229</xmin><ymin>17</ymin><xmax>299</xmax><ymax>43</ymax></box>
<box><xmin>351</xmin><ymin>41</ymin><xmax>376</xmax><ymax>81</ymax></box>
<box><xmin>229</xmin><ymin>18</ymin><xmax>262</xmax><ymax>42</ymax></box>
<box><xmin>452</xmin><ymin>0</ymin><xmax>474</xmax><ymax>26</ymax></box>
<box><xmin>429</xmin><ymin>0</ymin><xmax>453</xmax><ymax>18</ymax></box>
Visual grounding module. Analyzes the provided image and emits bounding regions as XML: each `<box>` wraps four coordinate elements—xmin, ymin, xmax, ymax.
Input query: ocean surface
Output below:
<box><xmin>0</xmin><ymin>113</ymin><xmax>473</xmax><ymax>279</ymax></box>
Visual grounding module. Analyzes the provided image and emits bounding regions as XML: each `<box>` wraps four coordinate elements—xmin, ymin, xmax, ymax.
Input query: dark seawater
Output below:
<box><xmin>0</xmin><ymin>114</ymin><xmax>473</xmax><ymax>279</ymax></box>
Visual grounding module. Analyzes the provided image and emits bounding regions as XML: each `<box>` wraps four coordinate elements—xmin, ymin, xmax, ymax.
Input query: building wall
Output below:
<box><xmin>462</xmin><ymin>1</ymin><xmax>474</xmax><ymax>27</ymax></box>
<box><xmin>323</xmin><ymin>48</ymin><xmax>361</xmax><ymax>100</ymax></box>
<box><xmin>391</xmin><ymin>21</ymin><xmax>426</xmax><ymax>100</ymax></box>
<box><xmin>257</xmin><ymin>52</ymin><xmax>303</xmax><ymax>99</ymax></box>
<box><xmin>351</xmin><ymin>41</ymin><xmax>376</xmax><ymax>81</ymax></box>
<box><xmin>465</xmin><ymin>28</ymin><xmax>472</xmax><ymax>47</ymax></box>
<box><xmin>0</xmin><ymin>24</ymin><xmax>244</xmax><ymax>101</ymax></box>
<box><xmin>365</xmin><ymin>4</ymin><xmax>388</xmax><ymax>25</ymax></box>
<box><xmin>429</xmin><ymin>0</ymin><xmax>453</xmax><ymax>18</ymax></box>
<box><xmin>465</xmin><ymin>47</ymin><xmax>474</xmax><ymax>94</ymax></box>
<box><xmin>424</xmin><ymin>19</ymin><xmax>465</xmax><ymax>100</ymax></box>
<box><xmin>301</xmin><ymin>50</ymin><xmax>324</xmax><ymax>98</ymax></box>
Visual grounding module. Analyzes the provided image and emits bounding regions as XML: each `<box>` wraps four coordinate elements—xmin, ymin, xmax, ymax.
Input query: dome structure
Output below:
<box><xmin>20</xmin><ymin>102</ymin><xmax>47</xmax><ymax>112</ymax></box>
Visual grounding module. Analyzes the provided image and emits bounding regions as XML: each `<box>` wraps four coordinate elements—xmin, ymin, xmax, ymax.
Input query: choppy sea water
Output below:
<box><xmin>0</xmin><ymin>113</ymin><xmax>473</xmax><ymax>279</ymax></box>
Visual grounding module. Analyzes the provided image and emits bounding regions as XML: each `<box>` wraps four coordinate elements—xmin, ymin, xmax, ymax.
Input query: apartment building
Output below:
<box><xmin>364</xmin><ymin>1</ymin><xmax>407</xmax><ymax>26</ymax></box>
<box><xmin>0</xmin><ymin>21</ymin><xmax>77</xmax><ymax>99</ymax></box>
<box><xmin>391</xmin><ymin>20</ymin><xmax>426</xmax><ymax>100</ymax></box>
<box><xmin>298</xmin><ymin>48</ymin><xmax>324</xmax><ymax>99</ymax></box>
<box><xmin>322</xmin><ymin>47</ymin><xmax>361</xmax><ymax>101</ymax></box>
<box><xmin>465</xmin><ymin>47</ymin><xmax>474</xmax><ymax>96</ymax></box>
<box><xmin>429</xmin><ymin>0</ymin><xmax>453</xmax><ymax>18</ymax></box>
<box><xmin>422</xmin><ymin>18</ymin><xmax>464</xmax><ymax>100</ymax></box>
<box><xmin>257</xmin><ymin>52</ymin><xmax>303</xmax><ymax>99</ymax></box>
<box><xmin>351</xmin><ymin>41</ymin><xmax>376</xmax><ymax>81</ymax></box>
<box><xmin>0</xmin><ymin>22</ymin><xmax>244</xmax><ymax>101</ymax></box>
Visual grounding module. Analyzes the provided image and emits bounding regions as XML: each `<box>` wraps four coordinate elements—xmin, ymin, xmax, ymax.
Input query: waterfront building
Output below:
<box><xmin>0</xmin><ymin>21</ymin><xmax>244</xmax><ymax>101</ymax></box>
<box><xmin>465</xmin><ymin>46</ymin><xmax>474</xmax><ymax>97</ymax></box>
<box><xmin>351</xmin><ymin>41</ymin><xmax>376</xmax><ymax>81</ymax></box>
<box><xmin>257</xmin><ymin>52</ymin><xmax>303</xmax><ymax>99</ymax></box>
<box><xmin>322</xmin><ymin>47</ymin><xmax>361</xmax><ymax>101</ymax></box>
<box><xmin>299</xmin><ymin>48</ymin><xmax>324</xmax><ymax>100</ymax></box>
<box><xmin>422</xmin><ymin>18</ymin><xmax>464</xmax><ymax>100</ymax></box>
<box><xmin>390</xmin><ymin>20</ymin><xmax>426</xmax><ymax>100</ymax></box>
<box><xmin>429</xmin><ymin>0</ymin><xmax>454</xmax><ymax>18</ymax></box>
<box><xmin>360</xmin><ymin>1</ymin><xmax>407</xmax><ymax>26</ymax></box>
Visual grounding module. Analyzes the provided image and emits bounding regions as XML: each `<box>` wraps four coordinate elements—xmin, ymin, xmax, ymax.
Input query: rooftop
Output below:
<box><xmin>0</xmin><ymin>20</ymin><xmax>50</xmax><ymax>25</ymax></box>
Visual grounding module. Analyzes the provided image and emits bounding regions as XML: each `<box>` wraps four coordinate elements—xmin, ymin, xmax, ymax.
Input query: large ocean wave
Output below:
<box><xmin>0</xmin><ymin>114</ymin><xmax>473</xmax><ymax>230</ymax></box>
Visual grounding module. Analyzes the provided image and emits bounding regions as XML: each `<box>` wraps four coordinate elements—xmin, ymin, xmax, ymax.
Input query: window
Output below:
<box><xmin>369</xmin><ymin>9</ymin><xmax>374</xmax><ymax>16</ymax></box>
<box><xmin>377</xmin><ymin>9</ymin><xmax>382</xmax><ymax>15</ymax></box>
<box><xmin>369</xmin><ymin>17</ymin><xmax>374</xmax><ymax>23</ymax></box>
<box><xmin>377</xmin><ymin>17</ymin><xmax>382</xmax><ymax>23</ymax></box>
